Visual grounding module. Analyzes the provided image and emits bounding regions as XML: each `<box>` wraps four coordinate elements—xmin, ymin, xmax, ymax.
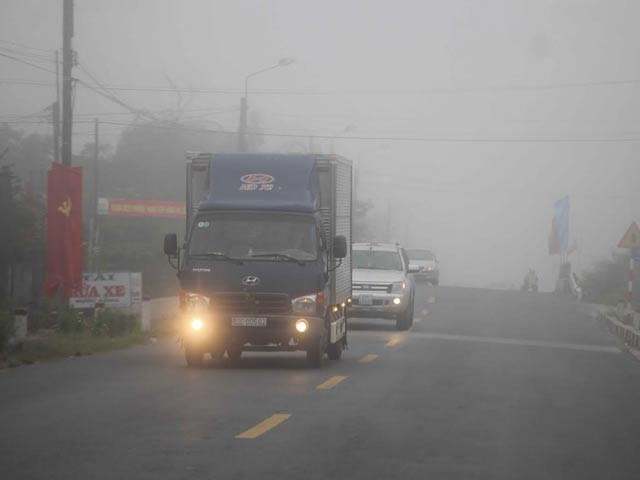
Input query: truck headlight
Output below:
<box><xmin>390</xmin><ymin>282</ymin><xmax>406</xmax><ymax>294</ymax></box>
<box><xmin>292</xmin><ymin>294</ymin><xmax>317</xmax><ymax>314</ymax></box>
<box><xmin>182</xmin><ymin>291</ymin><xmax>210</xmax><ymax>312</ymax></box>
<box><xmin>295</xmin><ymin>318</ymin><xmax>309</xmax><ymax>333</ymax></box>
<box><xmin>191</xmin><ymin>318</ymin><xmax>204</xmax><ymax>331</ymax></box>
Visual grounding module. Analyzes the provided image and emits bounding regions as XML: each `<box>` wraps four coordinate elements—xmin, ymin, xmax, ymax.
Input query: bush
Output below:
<box><xmin>581</xmin><ymin>254</ymin><xmax>630</xmax><ymax>305</ymax></box>
<box><xmin>90</xmin><ymin>309</ymin><xmax>140</xmax><ymax>337</ymax></box>
<box><xmin>0</xmin><ymin>309</ymin><xmax>13</xmax><ymax>353</ymax></box>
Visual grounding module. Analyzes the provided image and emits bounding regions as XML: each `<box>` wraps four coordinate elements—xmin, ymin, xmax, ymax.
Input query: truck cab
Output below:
<box><xmin>164</xmin><ymin>153</ymin><xmax>352</xmax><ymax>367</ymax></box>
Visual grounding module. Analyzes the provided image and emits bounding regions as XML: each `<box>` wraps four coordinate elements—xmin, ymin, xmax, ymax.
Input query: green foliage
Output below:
<box><xmin>91</xmin><ymin>308</ymin><xmax>140</xmax><ymax>337</ymax></box>
<box><xmin>581</xmin><ymin>253</ymin><xmax>630</xmax><ymax>305</ymax></box>
<box><xmin>0</xmin><ymin>309</ymin><xmax>13</xmax><ymax>353</ymax></box>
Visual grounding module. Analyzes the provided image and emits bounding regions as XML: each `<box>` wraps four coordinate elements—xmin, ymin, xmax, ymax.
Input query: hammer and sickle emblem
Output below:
<box><xmin>58</xmin><ymin>196</ymin><xmax>72</xmax><ymax>217</ymax></box>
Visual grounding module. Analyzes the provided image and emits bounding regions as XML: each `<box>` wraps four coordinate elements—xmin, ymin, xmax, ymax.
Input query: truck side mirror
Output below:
<box><xmin>333</xmin><ymin>235</ymin><xmax>347</xmax><ymax>259</ymax></box>
<box><xmin>164</xmin><ymin>233</ymin><xmax>178</xmax><ymax>256</ymax></box>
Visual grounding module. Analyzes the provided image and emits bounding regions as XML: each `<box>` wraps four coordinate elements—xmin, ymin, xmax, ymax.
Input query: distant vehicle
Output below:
<box><xmin>164</xmin><ymin>153</ymin><xmax>352</xmax><ymax>368</ymax></box>
<box><xmin>407</xmin><ymin>249</ymin><xmax>439</xmax><ymax>285</ymax></box>
<box><xmin>521</xmin><ymin>269</ymin><xmax>539</xmax><ymax>292</ymax></box>
<box><xmin>350</xmin><ymin>242</ymin><xmax>415</xmax><ymax>330</ymax></box>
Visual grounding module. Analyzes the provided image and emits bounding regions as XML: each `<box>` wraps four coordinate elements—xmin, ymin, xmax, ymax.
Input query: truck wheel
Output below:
<box><xmin>210</xmin><ymin>349</ymin><xmax>224</xmax><ymax>361</ymax></box>
<box><xmin>327</xmin><ymin>340</ymin><xmax>343</xmax><ymax>360</ymax></box>
<box><xmin>395</xmin><ymin>308</ymin><xmax>411</xmax><ymax>331</ymax></box>
<box><xmin>306</xmin><ymin>336</ymin><xmax>324</xmax><ymax>368</ymax></box>
<box><xmin>226</xmin><ymin>346</ymin><xmax>242</xmax><ymax>364</ymax></box>
<box><xmin>185</xmin><ymin>346</ymin><xmax>204</xmax><ymax>367</ymax></box>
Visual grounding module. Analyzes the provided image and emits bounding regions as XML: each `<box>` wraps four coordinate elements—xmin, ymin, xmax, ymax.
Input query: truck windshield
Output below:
<box><xmin>352</xmin><ymin>250</ymin><xmax>403</xmax><ymax>270</ymax></box>
<box><xmin>188</xmin><ymin>213</ymin><xmax>318</xmax><ymax>261</ymax></box>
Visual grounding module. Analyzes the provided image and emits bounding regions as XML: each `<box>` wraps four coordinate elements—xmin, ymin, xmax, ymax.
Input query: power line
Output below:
<box><xmin>0</xmin><ymin>52</ymin><xmax>56</xmax><ymax>75</ymax></box>
<box><xmin>0</xmin><ymin>39</ymin><xmax>52</xmax><ymax>54</ymax></box>
<box><xmin>97</xmin><ymin>120</ymin><xmax>640</xmax><ymax>143</ymax></box>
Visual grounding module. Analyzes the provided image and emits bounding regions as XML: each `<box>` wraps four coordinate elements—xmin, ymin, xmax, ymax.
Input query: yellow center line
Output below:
<box><xmin>421</xmin><ymin>308</ymin><xmax>430</xmax><ymax>316</ymax></box>
<box><xmin>316</xmin><ymin>375</ymin><xmax>348</xmax><ymax>390</ymax></box>
<box><xmin>359</xmin><ymin>354</ymin><xmax>379</xmax><ymax>363</ymax></box>
<box><xmin>235</xmin><ymin>414</ymin><xmax>291</xmax><ymax>439</ymax></box>
<box><xmin>386</xmin><ymin>336</ymin><xmax>402</xmax><ymax>347</ymax></box>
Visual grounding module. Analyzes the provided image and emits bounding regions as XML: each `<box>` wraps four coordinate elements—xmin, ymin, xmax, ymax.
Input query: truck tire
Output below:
<box><xmin>226</xmin><ymin>346</ymin><xmax>242</xmax><ymax>365</ymax></box>
<box><xmin>185</xmin><ymin>346</ymin><xmax>204</xmax><ymax>367</ymax></box>
<box><xmin>395</xmin><ymin>308</ymin><xmax>411</xmax><ymax>331</ymax></box>
<box><xmin>327</xmin><ymin>339</ymin><xmax>343</xmax><ymax>360</ymax></box>
<box><xmin>306</xmin><ymin>335</ymin><xmax>324</xmax><ymax>368</ymax></box>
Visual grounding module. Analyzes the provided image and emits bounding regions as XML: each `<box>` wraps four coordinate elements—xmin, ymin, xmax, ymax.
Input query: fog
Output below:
<box><xmin>2</xmin><ymin>0</ymin><xmax>639</xmax><ymax>290</ymax></box>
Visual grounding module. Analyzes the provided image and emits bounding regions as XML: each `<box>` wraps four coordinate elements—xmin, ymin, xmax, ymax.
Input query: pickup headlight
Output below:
<box><xmin>292</xmin><ymin>294</ymin><xmax>317</xmax><ymax>314</ymax></box>
<box><xmin>390</xmin><ymin>281</ymin><xmax>407</xmax><ymax>294</ymax></box>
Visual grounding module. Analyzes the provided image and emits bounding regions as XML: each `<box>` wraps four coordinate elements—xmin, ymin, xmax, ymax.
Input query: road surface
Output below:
<box><xmin>2</xmin><ymin>286</ymin><xmax>640</xmax><ymax>479</ymax></box>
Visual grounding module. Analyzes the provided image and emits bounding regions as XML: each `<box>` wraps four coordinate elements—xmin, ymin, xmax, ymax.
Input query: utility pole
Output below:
<box><xmin>89</xmin><ymin>118</ymin><xmax>99</xmax><ymax>272</ymax></box>
<box><xmin>237</xmin><ymin>96</ymin><xmax>247</xmax><ymax>152</ymax></box>
<box><xmin>61</xmin><ymin>0</ymin><xmax>74</xmax><ymax>166</ymax></box>
<box><xmin>53</xmin><ymin>50</ymin><xmax>60</xmax><ymax>164</ymax></box>
<box><xmin>385</xmin><ymin>198</ymin><xmax>392</xmax><ymax>243</ymax></box>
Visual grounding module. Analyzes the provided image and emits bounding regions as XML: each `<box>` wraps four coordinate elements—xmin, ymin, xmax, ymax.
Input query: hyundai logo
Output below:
<box><xmin>242</xmin><ymin>276</ymin><xmax>261</xmax><ymax>286</ymax></box>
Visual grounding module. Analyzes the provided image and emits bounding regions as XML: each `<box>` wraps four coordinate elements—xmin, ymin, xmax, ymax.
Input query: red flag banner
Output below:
<box><xmin>45</xmin><ymin>163</ymin><xmax>83</xmax><ymax>297</ymax></box>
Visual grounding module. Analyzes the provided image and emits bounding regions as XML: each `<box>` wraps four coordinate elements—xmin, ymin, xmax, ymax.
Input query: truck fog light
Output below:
<box><xmin>295</xmin><ymin>318</ymin><xmax>309</xmax><ymax>333</ymax></box>
<box><xmin>393</xmin><ymin>297</ymin><xmax>401</xmax><ymax>305</ymax></box>
<box><xmin>191</xmin><ymin>318</ymin><xmax>203</xmax><ymax>331</ymax></box>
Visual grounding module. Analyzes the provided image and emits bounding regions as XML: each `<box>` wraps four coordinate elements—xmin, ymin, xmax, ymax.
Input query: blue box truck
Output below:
<box><xmin>164</xmin><ymin>153</ymin><xmax>352</xmax><ymax>367</ymax></box>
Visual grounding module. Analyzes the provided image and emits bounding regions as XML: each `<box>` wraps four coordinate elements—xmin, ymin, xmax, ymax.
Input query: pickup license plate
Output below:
<box><xmin>359</xmin><ymin>295</ymin><xmax>373</xmax><ymax>306</ymax></box>
<box><xmin>231</xmin><ymin>316</ymin><xmax>267</xmax><ymax>327</ymax></box>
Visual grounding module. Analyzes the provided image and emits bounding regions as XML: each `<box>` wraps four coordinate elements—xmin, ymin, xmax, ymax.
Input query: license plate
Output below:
<box><xmin>231</xmin><ymin>316</ymin><xmax>267</xmax><ymax>327</ymax></box>
<box><xmin>359</xmin><ymin>295</ymin><xmax>373</xmax><ymax>306</ymax></box>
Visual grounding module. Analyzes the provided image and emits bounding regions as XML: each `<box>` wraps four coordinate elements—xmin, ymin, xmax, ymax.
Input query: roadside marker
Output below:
<box><xmin>427</xmin><ymin>296</ymin><xmax>436</xmax><ymax>304</ymax></box>
<box><xmin>414</xmin><ymin>317</ymin><xmax>422</xmax><ymax>323</ymax></box>
<box><xmin>235</xmin><ymin>414</ymin><xmax>291</xmax><ymax>439</ymax></box>
<box><xmin>359</xmin><ymin>354</ymin><xmax>378</xmax><ymax>363</ymax></box>
<box><xmin>316</xmin><ymin>375</ymin><xmax>347</xmax><ymax>390</ymax></box>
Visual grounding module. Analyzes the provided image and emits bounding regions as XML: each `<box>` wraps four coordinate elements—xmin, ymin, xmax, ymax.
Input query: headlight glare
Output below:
<box><xmin>295</xmin><ymin>318</ymin><xmax>309</xmax><ymax>333</ymax></box>
<box><xmin>191</xmin><ymin>318</ymin><xmax>204</xmax><ymax>330</ymax></box>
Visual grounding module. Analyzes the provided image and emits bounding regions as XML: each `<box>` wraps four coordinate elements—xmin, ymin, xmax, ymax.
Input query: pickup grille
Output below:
<box><xmin>352</xmin><ymin>283</ymin><xmax>393</xmax><ymax>293</ymax></box>
<box><xmin>212</xmin><ymin>293</ymin><xmax>291</xmax><ymax>314</ymax></box>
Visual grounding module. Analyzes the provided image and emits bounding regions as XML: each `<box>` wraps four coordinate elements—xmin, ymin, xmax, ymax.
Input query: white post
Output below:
<box><xmin>141</xmin><ymin>298</ymin><xmax>151</xmax><ymax>332</ymax></box>
<box><xmin>14</xmin><ymin>307</ymin><xmax>28</xmax><ymax>343</ymax></box>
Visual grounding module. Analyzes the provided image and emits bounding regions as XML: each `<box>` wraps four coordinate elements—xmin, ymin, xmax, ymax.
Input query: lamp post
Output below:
<box><xmin>238</xmin><ymin>58</ymin><xmax>294</xmax><ymax>152</ymax></box>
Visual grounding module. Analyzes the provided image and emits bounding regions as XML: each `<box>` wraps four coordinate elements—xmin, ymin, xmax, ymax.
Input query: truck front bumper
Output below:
<box><xmin>181</xmin><ymin>313</ymin><xmax>327</xmax><ymax>351</ymax></box>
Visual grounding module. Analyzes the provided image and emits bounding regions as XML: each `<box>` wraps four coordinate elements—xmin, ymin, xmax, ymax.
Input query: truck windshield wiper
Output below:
<box><xmin>250</xmin><ymin>253</ymin><xmax>305</xmax><ymax>266</ymax></box>
<box><xmin>190</xmin><ymin>252</ymin><xmax>244</xmax><ymax>265</ymax></box>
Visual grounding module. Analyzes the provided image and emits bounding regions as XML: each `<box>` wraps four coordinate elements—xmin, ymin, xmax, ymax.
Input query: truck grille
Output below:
<box><xmin>212</xmin><ymin>293</ymin><xmax>291</xmax><ymax>314</ymax></box>
<box><xmin>352</xmin><ymin>283</ymin><xmax>393</xmax><ymax>293</ymax></box>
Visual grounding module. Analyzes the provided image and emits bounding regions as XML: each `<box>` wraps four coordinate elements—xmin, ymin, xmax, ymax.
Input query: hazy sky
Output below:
<box><xmin>1</xmin><ymin>0</ymin><xmax>639</xmax><ymax>288</ymax></box>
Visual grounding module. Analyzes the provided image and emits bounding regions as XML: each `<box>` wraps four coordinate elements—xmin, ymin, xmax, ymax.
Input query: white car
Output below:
<box><xmin>350</xmin><ymin>243</ymin><xmax>415</xmax><ymax>330</ymax></box>
<box><xmin>407</xmin><ymin>249</ymin><xmax>439</xmax><ymax>285</ymax></box>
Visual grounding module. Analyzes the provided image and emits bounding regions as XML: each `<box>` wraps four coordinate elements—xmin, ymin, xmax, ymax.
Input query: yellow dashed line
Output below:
<box><xmin>359</xmin><ymin>354</ymin><xmax>379</xmax><ymax>363</ymax></box>
<box><xmin>235</xmin><ymin>414</ymin><xmax>291</xmax><ymax>439</ymax></box>
<box><xmin>316</xmin><ymin>375</ymin><xmax>348</xmax><ymax>390</ymax></box>
<box><xmin>386</xmin><ymin>336</ymin><xmax>402</xmax><ymax>347</ymax></box>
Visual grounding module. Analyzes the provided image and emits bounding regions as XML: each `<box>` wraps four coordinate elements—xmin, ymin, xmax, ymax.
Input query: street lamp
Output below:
<box><xmin>238</xmin><ymin>58</ymin><xmax>295</xmax><ymax>152</ymax></box>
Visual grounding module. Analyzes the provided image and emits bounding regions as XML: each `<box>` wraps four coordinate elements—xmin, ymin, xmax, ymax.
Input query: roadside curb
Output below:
<box><xmin>597</xmin><ymin>312</ymin><xmax>640</xmax><ymax>349</ymax></box>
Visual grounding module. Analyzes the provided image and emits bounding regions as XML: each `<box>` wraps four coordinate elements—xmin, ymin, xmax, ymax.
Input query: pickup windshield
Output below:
<box><xmin>352</xmin><ymin>250</ymin><xmax>403</xmax><ymax>270</ymax></box>
<box><xmin>406</xmin><ymin>249</ymin><xmax>434</xmax><ymax>261</ymax></box>
<box><xmin>188</xmin><ymin>213</ymin><xmax>318</xmax><ymax>261</ymax></box>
